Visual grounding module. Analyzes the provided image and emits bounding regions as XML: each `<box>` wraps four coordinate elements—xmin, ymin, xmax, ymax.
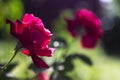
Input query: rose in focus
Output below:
<box><xmin>6</xmin><ymin>14</ymin><xmax>55</xmax><ymax>68</ymax></box>
<box><xmin>66</xmin><ymin>9</ymin><xmax>103</xmax><ymax>48</ymax></box>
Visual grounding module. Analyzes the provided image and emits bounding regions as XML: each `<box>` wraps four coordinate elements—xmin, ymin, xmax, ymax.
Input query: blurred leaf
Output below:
<box><xmin>0</xmin><ymin>40</ymin><xmax>15</xmax><ymax>63</ymax></box>
<box><xmin>51</xmin><ymin>54</ymin><xmax>92</xmax><ymax>74</ymax></box>
<box><xmin>66</xmin><ymin>54</ymin><xmax>92</xmax><ymax>66</ymax></box>
<box><xmin>50</xmin><ymin>72</ymin><xmax>72</xmax><ymax>80</ymax></box>
<box><xmin>9</xmin><ymin>62</ymin><xmax>35</xmax><ymax>79</ymax></box>
<box><xmin>0</xmin><ymin>64</ymin><xmax>17</xmax><ymax>80</ymax></box>
<box><xmin>62</xmin><ymin>61</ymin><xmax>74</xmax><ymax>72</ymax></box>
<box><xmin>29</xmin><ymin>64</ymin><xmax>47</xmax><ymax>73</ymax></box>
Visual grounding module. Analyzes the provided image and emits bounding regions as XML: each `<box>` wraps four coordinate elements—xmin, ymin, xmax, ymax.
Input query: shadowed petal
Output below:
<box><xmin>81</xmin><ymin>34</ymin><xmax>98</xmax><ymax>48</ymax></box>
<box><xmin>31</xmin><ymin>52</ymin><xmax>49</xmax><ymax>68</ymax></box>
<box><xmin>66</xmin><ymin>19</ymin><xmax>77</xmax><ymax>37</ymax></box>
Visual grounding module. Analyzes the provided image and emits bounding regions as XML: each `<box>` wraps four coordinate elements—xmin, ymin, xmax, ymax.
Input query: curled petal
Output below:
<box><xmin>21</xmin><ymin>49</ymin><xmax>30</xmax><ymax>56</ymax></box>
<box><xmin>37</xmin><ymin>48</ymin><xmax>55</xmax><ymax>57</ymax></box>
<box><xmin>6</xmin><ymin>19</ymin><xmax>16</xmax><ymax>37</ymax></box>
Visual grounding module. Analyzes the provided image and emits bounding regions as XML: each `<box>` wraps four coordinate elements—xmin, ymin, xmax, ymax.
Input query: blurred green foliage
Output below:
<box><xmin>0</xmin><ymin>0</ymin><xmax>23</xmax><ymax>40</ymax></box>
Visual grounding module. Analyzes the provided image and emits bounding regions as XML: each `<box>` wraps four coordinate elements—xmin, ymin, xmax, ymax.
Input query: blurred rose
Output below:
<box><xmin>36</xmin><ymin>71</ymin><xmax>50</xmax><ymax>80</ymax></box>
<box><xmin>66</xmin><ymin>9</ymin><xmax>103</xmax><ymax>48</ymax></box>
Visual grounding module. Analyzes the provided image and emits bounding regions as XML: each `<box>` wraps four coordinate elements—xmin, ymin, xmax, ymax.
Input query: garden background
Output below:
<box><xmin>1</xmin><ymin>0</ymin><xmax>120</xmax><ymax>80</ymax></box>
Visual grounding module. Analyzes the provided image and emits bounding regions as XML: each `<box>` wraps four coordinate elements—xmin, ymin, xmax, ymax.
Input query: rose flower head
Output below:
<box><xmin>66</xmin><ymin>9</ymin><xmax>103</xmax><ymax>48</ymax></box>
<box><xmin>6</xmin><ymin>13</ymin><xmax>55</xmax><ymax>68</ymax></box>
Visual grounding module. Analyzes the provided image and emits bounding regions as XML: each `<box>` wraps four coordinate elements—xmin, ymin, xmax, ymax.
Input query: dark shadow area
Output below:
<box><xmin>102</xmin><ymin>16</ymin><xmax>120</xmax><ymax>57</ymax></box>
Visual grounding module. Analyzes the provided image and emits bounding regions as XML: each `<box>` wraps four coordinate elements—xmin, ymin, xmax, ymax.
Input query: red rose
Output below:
<box><xmin>6</xmin><ymin>14</ymin><xmax>55</xmax><ymax>68</ymax></box>
<box><xmin>66</xmin><ymin>9</ymin><xmax>103</xmax><ymax>48</ymax></box>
